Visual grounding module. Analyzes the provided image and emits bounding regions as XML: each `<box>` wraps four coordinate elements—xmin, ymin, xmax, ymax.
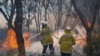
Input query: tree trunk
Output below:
<box><xmin>15</xmin><ymin>0</ymin><xmax>26</xmax><ymax>56</ymax></box>
<box><xmin>86</xmin><ymin>28</ymin><xmax>93</xmax><ymax>56</ymax></box>
<box><xmin>57</xmin><ymin>0</ymin><xmax>62</xmax><ymax>29</ymax></box>
<box><xmin>97</xmin><ymin>10</ymin><xmax>100</xmax><ymax>33</ymax></box>
<box><xmin>86</xmin><ymin>28</ymin><xmax>92</xmax><ymax>42</ymax></box>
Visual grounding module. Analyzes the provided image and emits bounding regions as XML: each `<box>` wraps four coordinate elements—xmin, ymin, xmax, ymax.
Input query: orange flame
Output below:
<box><xmin>75</xmin><ymin>34</ymin><xmax>87</xmax><ymax>48</ymax></box>
<box><xmin>2</xmin><ymin>28</ymin><xmax>30</xmax><ymax>50</ymax></box>
<box><xmin>87</xmin><ymin>21</ymin><xmax>91</xmax><ymax>28</ymax></box>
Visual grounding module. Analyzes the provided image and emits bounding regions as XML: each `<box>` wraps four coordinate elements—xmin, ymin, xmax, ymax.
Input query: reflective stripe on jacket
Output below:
<box><xmin>40</xmin><ymin>26</ymin><xmax>53</xmax><ymax>45</ymax></box>
<box><xmin>59</xmin><ymin>32</ymin><xmax>75</xmax><ymax>53</ymax></box>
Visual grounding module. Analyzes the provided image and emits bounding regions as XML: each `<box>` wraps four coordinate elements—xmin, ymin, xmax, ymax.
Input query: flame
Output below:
<box><xmin>2</xmin><ymin>28</ymin><xmax>30</xmax><ymax>50</ymax></box>
<box><xmin>23</xmin><ymin>32</ymin><xmax>30</xmax><ymax>49</ymax></box>
<box><xmin>87</xmin><ymin>21</ymin><xmax>91</xmax><ymax>28</ymax></box>
<box><xmin>75</xmin><ymin>34</ymin><xmax>87</xmax><ymax>48</ymax></box>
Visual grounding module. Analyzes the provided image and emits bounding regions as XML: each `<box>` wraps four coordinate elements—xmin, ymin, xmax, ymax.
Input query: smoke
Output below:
<box><xmin>27</xmin><ymin>27</ymin><xmax>86</xmax><ymax>56</ymax></box>
<box><xmin>0</xmin><ymin>25</ymin><xmax>86</xmax><ymax>56</ymax></box>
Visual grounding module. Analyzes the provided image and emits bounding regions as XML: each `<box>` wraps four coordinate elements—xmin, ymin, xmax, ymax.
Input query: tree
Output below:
<box><xmin>15</xmin><ymin>0</ymin><xmax>25</xmax><ymax>56</ymax></box>
<box><xmin>71</xmin><ymin>0</ymin><xmax>100</xmax><ymax>56</ymax></box>
<box><xmin>0</xmin><ymin>0</ymin><xmax>25</xmax><ymax>56</ymax></box>
<box><xmin>8</xmin><ymin>0</ymin><xmax>15</xmax><ymax>29</ymax></box>
<box><xmin>0</xmin><ymin>0</ymin><xmax>15</xmax><ymax>29</ymax></box>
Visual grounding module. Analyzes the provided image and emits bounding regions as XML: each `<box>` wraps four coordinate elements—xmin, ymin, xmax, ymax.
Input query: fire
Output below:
<box><xmin>2</xmin><ymin>28</ymin><xmax>30</xmax><ymax>50</ymax></box>
<box><xmin>87</xmin><ymin>21</ymin><xmax>91</xmax><ymax>28</ymax></box>
<box><xmin>75</xmin><ymin>34</ymin><xmax>87</xmax><ymax>48</ymax></box>
<box><xmin>23</xmin><ymin>32</ymin><xmax>30</xmax><ymax>49</ymax></box>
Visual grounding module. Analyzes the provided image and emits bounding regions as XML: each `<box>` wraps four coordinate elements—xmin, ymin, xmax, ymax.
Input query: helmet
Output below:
<box><xmin>41</xmin><ymin>20</ymin><xmax>47</xmax><ymax>25</ymax></box>
<box><xmin>65</xmin><ymin>26</ymin><xmax>71</xmax><ymax>30</ymax></box>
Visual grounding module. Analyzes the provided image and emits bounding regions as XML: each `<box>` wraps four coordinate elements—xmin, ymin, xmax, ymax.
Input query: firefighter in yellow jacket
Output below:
<box><xmin>40</xmin><ymin>21</ymin><xmax>54</xmax><ymax>56</ymax></box>
<box><xmin>59</xmin><ymin>26</ymin><xmax>75</xmax><ymax>56</ymax></box>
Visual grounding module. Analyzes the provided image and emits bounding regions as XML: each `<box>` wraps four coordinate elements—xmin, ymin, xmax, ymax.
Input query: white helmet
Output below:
<box><xmin>65</xmin><ymin>26</ymin><xmax>71</xmax><ymax>30</ymax></box>
<box><xmin>41</xmin><ymin>20</ymin><xmax>47</xmax><ymax>25</ymax></box>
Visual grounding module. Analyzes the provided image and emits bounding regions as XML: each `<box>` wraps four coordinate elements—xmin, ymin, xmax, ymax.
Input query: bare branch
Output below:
<box><xmin>91</xmin><ymin>0</ymin><xmax>99</xmax><ymax>29</ymax></box>
<box><xmin>0</xmin><ymin>8</ymin><xmax>15</xmax><ymax>30</ymax></box>
<box><xmin>71</xmin><ymin>0</ymin><xmax>88</xmax><ymax>29</ymax></box>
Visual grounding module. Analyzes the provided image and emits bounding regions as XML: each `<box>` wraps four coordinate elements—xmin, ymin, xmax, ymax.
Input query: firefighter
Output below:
<box><xmin>59</xmin><ymin>26</ymin><xmax>75</xmax><ymax>56</ymax></box>
<box><xmin>40</xmin><ymin>21</ymin><xmax>54</xmax><ymax>56</ymax></box>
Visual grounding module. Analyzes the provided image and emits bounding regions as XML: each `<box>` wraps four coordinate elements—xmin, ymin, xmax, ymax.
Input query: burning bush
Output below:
<box><xmin>2</xmin><ymin>28</ymin><xmax>30</xmax><ymax>50</ymax></box>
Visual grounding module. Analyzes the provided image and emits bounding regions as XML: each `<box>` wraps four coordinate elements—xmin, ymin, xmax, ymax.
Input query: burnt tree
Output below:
<box><xmin>15</xmin><ymin>0</ymin><xmax>25</xmax><ymax>56</ymax></box>
<box><xmin>71</xmin><ymin>0</ymin><xmax>100</xmax><ymax>56</ymax></box>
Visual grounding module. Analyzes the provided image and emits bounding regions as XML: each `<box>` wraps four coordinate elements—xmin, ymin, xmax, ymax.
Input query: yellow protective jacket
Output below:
<box><xmin>59</xmin><ymin>31</ymin><xmax>75</xmax><ymax>53</ymax></box>
<box><xmin>40</xmin><ymin>26</ymin><xmax>53</xmax><ymax>45</ymax></box>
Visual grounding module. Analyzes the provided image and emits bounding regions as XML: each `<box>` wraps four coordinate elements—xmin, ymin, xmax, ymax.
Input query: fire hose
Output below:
<box><xmin>29</xmin><ymin>33</ymin><xmax>40</xmax><ymax>41</ymax></box>
<box><xmin>29</xmin><ymin>33</ymin><xmax>59</xmax><ymax>41</ymax></box>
